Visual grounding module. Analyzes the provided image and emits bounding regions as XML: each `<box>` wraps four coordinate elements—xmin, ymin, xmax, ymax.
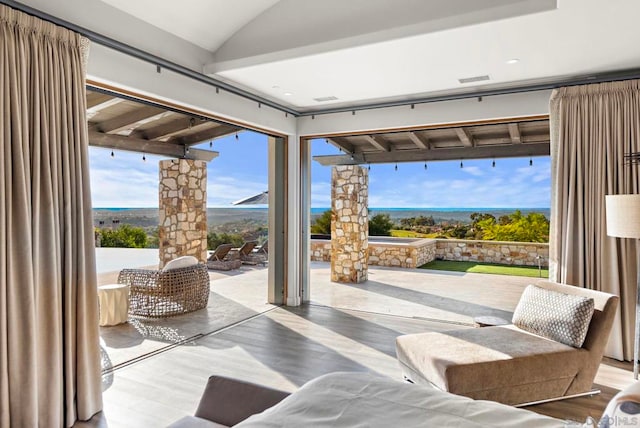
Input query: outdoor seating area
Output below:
<box><xmin>118</xmin><ymin>257</ymin><xmax>210</xmax><ymax>318</ymax></box>
<box><xmin>207</xmin><ymin>242</ymin><xmax>267</xmax><ymax>270</ymax></box>
<box><xmin>207</xmin><ymin>244</ymin><xmax>242</xmax><ymax>271</ymax></box>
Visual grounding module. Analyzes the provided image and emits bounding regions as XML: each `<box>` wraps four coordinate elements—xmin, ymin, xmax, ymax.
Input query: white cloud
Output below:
<box><xmin>461</xmin><ymin>166</ymin><xmax>484</xmax><ymax>177</ymax></box>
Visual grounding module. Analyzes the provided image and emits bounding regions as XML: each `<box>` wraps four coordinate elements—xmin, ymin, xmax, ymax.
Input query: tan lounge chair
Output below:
<box><xmin>207</xmin><ymin>244</ymin><xmax>241</xmax><ymax>271</ymax></box>
<box><xmin>396</xmin><ymin>280</ymin><xmax>619</xmax><ymax>406</ymax></box>
<box><xmin>236</xmin><ymin>241</ymin><xmax>266</xmax><ymax>265</ymax></box>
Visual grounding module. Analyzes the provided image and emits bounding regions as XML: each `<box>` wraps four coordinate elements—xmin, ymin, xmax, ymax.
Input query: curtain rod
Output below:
<box><xmin>5</xmin><ymin>1</ymin><xmax>640</xmax><ymax>119</ymax></box>
<box><xmin>1</xmin><ymin>0</ymin><xmax>299</xmax><ymax>117</ymax></box>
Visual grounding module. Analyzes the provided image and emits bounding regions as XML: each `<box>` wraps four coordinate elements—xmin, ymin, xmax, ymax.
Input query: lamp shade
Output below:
<box><xmin>606</xmin><ymin>194</ymin><xmax>640</xmax><ymax>238</ymax></box>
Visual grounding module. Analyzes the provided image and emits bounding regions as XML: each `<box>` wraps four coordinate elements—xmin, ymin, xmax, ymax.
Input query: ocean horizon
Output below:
<box><xmin>93</xmin><ymin>207</ymin><xmax>550</xmax><ymax>226</ymax></box>
<box><xmin>94</xmin><ymin>207</ymin><xmax>550</xmax><ymax>212</ymax></box>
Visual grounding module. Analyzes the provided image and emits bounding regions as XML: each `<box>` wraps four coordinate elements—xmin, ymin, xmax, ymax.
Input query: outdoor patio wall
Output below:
<box><xmin>434</xmin><ymin>239</ymin><xmax>549</xmax><ymax>266</ymax></box>
<box><xmin>311</xmin><ymin>238</ymin><xmax>548</xmax><ymax>268</ymax></box>
<box><xmin>312</xmin><ymin>238</ymin><xmax>436</xmax><ymax>269</ymax></box>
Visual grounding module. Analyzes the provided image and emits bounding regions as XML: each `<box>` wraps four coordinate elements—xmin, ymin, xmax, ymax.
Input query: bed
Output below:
<box><xmin>171</xmin><ymin>372</ymin><xmax>586</xmax><ymax>427</ymax></box>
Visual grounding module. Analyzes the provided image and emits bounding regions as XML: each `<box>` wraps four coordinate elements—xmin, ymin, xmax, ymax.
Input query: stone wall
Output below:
<box><xmin>331</xmin><ymin>166</ymin><xmax>368</xmax><ymax>283</ymax></box>
<box><xmin>158</xmin><ymin>159</ymin><xmax>207</xmax><ymax>268</ymax></box>
<box><xmin>312</xmin><ymin>238</ymin><xmax>436</xmax><ymax>269</ymax></box>
<box><xmin>435</xmin><ymin>239</ymin><xmax>549</xmax><ymax>266</ymax></box>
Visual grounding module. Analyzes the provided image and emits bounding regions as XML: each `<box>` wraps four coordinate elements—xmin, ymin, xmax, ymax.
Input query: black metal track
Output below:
<box><xmin>5</xmin><ymin>0</ymin><xmax>640</xmax><ymax>119</ymax></box>
<box><xmin>1</xmin><ymin>0</ymin><xmax>298</xmax><ymax>116</ymax></box>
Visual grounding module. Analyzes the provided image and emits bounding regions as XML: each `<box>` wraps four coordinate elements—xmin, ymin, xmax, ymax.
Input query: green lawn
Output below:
<box><xmin>390</xmin><ymin>229</ymin><xmax>435</xmax><ymax>238</ymax></box>
<box><xmin>419</xmin><ymin>260</ymin><xmax>549</xmax><ymax>278</ymax></box>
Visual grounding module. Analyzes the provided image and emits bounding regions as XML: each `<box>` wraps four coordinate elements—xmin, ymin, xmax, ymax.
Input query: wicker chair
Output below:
<box><xmin>118</xmin><ymin>263</ymin><xmax>210</xmax><ymax>318</ymax></box>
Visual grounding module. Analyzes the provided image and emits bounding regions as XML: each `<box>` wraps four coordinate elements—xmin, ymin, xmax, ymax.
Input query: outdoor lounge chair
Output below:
<box><xmin>253</xmin><ymin>239</ymin><xmax>268</xmax><ymax>255</ymax></box>
<box><xmin>233</xmin><ymin>241</ymin><xmax>266</xmax><ymax>265</ymax></box>
<box><xmin>118</xmin><ymin>256</ymin><xmax>210</xmax><ymax>318</ymax></box>
<box><xmin>207</xmin><ymin>243</ymin><xmax>241</xmax><ymax>271</ymax></box>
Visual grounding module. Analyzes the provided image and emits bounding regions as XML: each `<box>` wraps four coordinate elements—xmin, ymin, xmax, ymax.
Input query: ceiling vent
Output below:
<box><xmin>458</xmin><ymin>75</ymin><xmax>490</xmax><ymax>84</ymax></box>
<box><xmin>313</xmin><ymin>96</ymin><xmax>339</xmax><ymax>102</ymax></box>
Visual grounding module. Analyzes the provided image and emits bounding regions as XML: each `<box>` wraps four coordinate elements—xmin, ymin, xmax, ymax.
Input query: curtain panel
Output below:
<box><xmin>550</xmin><ymin>80</ymin><xmax>640</xmax><ymax>360</ymax></box>
<box><xmin>0</xmin><ymin>5</ymin><xmax>102</xmax><ymax>427</ymax></box>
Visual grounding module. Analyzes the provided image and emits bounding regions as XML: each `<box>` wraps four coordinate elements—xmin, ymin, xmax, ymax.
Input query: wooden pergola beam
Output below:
<box><xmin>508</xmin><ymin>123</ymin><xmax>522</xmax><ymax>143</ymax></box>
<box><xmin>327</xmin><ymin>137</ymin><xmax>355</xmax><ymax>154</ymax></box>
<box><xmin>407</xmin><ymin>131</ymin><xmax>429</xmax><ymax>149</ymax></box>
<box><xmin>313</xmin><ymin>142</ymin><xmax>550</xmax><ymax>166</ymax></box>
<box><xmin>454</xmin><ymin>127</ymin><xmax>474</xmax><ymax>147</ymax></box>
<box><xmin>172</xmin><ymin>123</ymin><xmax>241</xmax><ymax>146</ymax></box>
<box><xmin>88</xmin><ymin>131</ymin><xmax>219</xmax><ymax>161</ymax></box>
<box><xmin>98</xmin><ymin>105</ymin><xmax>167</xmax><ymax>134</ymax></box>
<box><xmin>86</xmin><ymin>96</ymin><xmax>124</xmax><ymax>114</ymax></box>
<box><xmin>363</xmin><ymin>135</ymin><xmax>391</xmax><ymax>152</ymax></box>
<box><xmin>131</xmin><ymin>115</ymin><xmax>206</xmax><ymax>140</ymax></box>
<box><xmin>86</xmin><ymin>92</ymin><xmax>116</xmax><ymax>109</ymax></box>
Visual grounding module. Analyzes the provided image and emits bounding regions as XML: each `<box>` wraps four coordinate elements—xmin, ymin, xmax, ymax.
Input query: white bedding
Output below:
<box><xmin>235</xmin><ymin>373</ymin><xmax>573</xmax><ymax>428</ymax></box>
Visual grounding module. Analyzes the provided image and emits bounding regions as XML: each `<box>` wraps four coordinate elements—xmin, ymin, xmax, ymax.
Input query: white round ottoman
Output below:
<box><xmin>98</xmin><ymin>284</ymin><xmax>130</xmax><ymax>326</ymax></box>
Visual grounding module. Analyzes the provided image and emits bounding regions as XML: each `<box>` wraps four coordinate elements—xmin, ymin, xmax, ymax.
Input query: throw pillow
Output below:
<box><xmin>512</xmin><ymin>284</ymin><xmax>595</xmax><ymax>348</ymax></box>
<box><xmin>163</xmin><ymin>255</ymin><xmax>199</xmax><ymax>271</ymax></box>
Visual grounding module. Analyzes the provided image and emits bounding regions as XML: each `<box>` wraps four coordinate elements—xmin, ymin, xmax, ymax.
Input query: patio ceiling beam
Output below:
<box><xmin>313</xmin><ymin>141</ymin><xmax>549</xmax><ymax>166</ymax></box>
<box><xmin>86</xmin><ymin>92</ymin><xmax>116</xmax><ymax>109</ymax></box>
<box><xmin>327</xmin><ymin>137</ymin><xmax>355</xmax><ymax>154</ymax></box>
<box><xmin>363</xmin><ymin>135</ymin><xmax>391</xmax><ymax>152</ymax></box>
<box><xmin>407</xmin><ymin>132</ymin><xmax>429</xmax><ymax>149</ymax></box>
<box><xmin>130</xmin><ymin>115</ymin><xmax>207</xmax><ymax>140</ymax></box>
<box><xmin>171</xmin><ymin>123</ymin><xmax>242</xmax><ymax>146</ymax></box>
<box><xmin>97</xmin><ymin>105</ymin><xmax>167</xmax><ymax>134</ymax></box>
<box><xmin>454</xmin><ymin>128</ymin><xmax>474</xmax><ymax>147</ymax></box>
<box><xmin>88</xmin><ymin>131</ymin><xmax>219</xmax><ymax>161</ymax></box>
<box><xmin>86</xmin><ymin>96</ymin><xmax>124</xmax><ymax>114</ymax></box>
<box><xmin>508</xmin><ymin>123</ymin><xmax>522</xmax><ymax>143</ymax></box>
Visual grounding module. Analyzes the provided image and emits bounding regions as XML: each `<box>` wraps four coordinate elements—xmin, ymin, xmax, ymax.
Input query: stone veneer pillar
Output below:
<box><xmin>331</xmin><ymin>165</ymin><xmax>368</xmax><ymax>283</ymax></box>
<box><xmin>158</xmin><ymin>159</ymin><xmax>207</xmax><ymax>268</ymax></box>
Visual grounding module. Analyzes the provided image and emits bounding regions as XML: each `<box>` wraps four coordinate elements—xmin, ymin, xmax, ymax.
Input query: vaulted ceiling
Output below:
<box><xmin>93</xmin><ymin>0</ymin><xmax>640</xmax><ymax>112</ymax></box>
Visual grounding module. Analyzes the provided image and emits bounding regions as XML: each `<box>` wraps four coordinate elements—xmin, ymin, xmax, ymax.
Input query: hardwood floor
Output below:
<box><xmin>79</xmin><ymin>302</ymin><xmax>634</xmax><ymax>427</ymax></box>
<box><xmin>77</xmin><ymin>265</ymin><xmax>635</xmax><ymax>427</ymax></box>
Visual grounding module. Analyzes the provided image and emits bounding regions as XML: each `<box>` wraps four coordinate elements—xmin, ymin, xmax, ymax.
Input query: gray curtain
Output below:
<box><xmin>0</xmin><ymin>5</ymin><xmax>102</xmax><ymax>427</ymax></box>
<box><xmin>550</xmin><ymin>80</ymin><xmax>640</xmax><ymax>360</ymax></box>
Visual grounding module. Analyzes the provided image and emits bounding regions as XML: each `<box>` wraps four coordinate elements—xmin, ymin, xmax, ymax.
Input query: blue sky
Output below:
<box><xmin>89</xmin><ymin>130</ymin><xmax>550</xmax><ymax>208</ymax></box>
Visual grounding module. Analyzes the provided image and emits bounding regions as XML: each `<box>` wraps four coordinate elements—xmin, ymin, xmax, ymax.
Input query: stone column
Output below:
<box><xmin>158</xmin><ymin>159</ymin><xmax>207</xmax><ymax>268</ymax></box>
<box><xmin>331</xmin><ymin>165</ymin><xmax>368</xmax><ymax>283</ymax></box>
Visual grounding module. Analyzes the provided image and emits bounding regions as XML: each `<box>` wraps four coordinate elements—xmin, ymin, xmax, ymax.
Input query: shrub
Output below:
<box><xmin>369</xmin><ymin>213</ymin><xmax>394</xmax><ymax>236</ymax></box>
<box><xmin>311</xmin><ymin>209</ymin><xmax>332</xmax><ymax>234</ymax></box>
<box><xmin>97</xmin><ymin>225</ymin><xmax>148</xmax><ymax>248</ymax></box>
<box><xmin>207</xmin><ymin>232</ymin><xmax>244</xmax><ymax>250</ymax></box>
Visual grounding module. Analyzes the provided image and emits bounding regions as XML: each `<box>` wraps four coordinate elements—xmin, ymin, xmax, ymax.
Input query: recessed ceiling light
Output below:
<box><xmin>506</xmin><ymin>58</ymin><xmax>520</xmax><ymax>64</ymax></box>
<box><xmin>283</xmin><ymin>92</ymin><xmax>293</xmax><ymax>96</ymax></box>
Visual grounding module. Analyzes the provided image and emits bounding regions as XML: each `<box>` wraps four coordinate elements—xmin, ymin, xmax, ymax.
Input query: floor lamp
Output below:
<box><xmin>606</xmin><ymin>194</ymin><xmax>640</xmax><ymax>379</ymax></box>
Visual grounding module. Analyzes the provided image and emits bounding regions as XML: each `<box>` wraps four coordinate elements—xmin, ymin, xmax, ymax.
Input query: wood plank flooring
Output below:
<box><xmin>78</xmin><ymin>302</ymin><xmax>635</xmax><ymax>427</ymax></box>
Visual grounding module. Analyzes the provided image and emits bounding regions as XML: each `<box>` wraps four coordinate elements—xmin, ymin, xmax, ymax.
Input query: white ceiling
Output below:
<box><xmin>95</xmin><ymin>0</ymin><xmax>640</xmax><ymax>112</ymax></box>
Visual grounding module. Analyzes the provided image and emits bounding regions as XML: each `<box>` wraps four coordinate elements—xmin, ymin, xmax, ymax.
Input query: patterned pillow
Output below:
<box><xmin>512</xmin><ymin>285</ymin><xmax>595</xmax><ymax>348</ymax></box>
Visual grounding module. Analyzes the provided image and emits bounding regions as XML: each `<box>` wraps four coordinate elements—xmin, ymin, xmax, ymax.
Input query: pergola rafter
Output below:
<box><xmin>313</xmin><ymin>118</ymin><xmax>550</xmax><ymax>166</ymax></box>
<box><xmin>86</xmin><ymin>88</ymin><xmax>238</xmax><ymax>160</ymax></box>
